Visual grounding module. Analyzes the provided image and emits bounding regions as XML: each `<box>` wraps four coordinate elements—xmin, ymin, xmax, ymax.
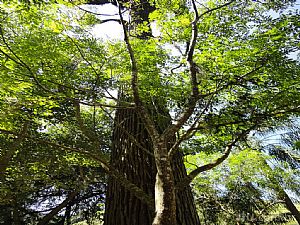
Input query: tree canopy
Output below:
<box><xmin>0</xmin><ymin>0</ymin><xmax>300</xmax><ymax>224</ymax></box>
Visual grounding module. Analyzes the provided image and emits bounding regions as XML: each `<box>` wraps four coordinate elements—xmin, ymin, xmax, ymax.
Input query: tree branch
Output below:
<box><xmin>0</xmin><ymin>26</ymin><xmax>52</xmax><ymax>93</ymax></box>
<box><xmin>162</xmin><ymin>0</ymin><xmax>199</xmax><ymax>140</ymax></box>
<box><xmin>198</xmin><ymin>0</ymin><xmax>236</xmax><ymax>19</ymax></box>
<box><xmin>163</xmin><ymin>1</ymin><xmax>237</xmax><ymax>140</ymax></box>
<box><xmin>0</xmin><ymin>128</ymin><xmax>155</xmax><ymax>209</ymax></box>
<box><xmin>115</xmin><ymin>121</ymin><xmax>155</xmax><ymax>157</ymax></box>
<box><xmin>67</xmin><ymin>36</ymin><xmax>117</xmax><ymax>101</ymax></box>
<box><xmin>73</xmin><ymin>100</ymin><xmax>102</xmax><ymax>147</ymax></box>
<box><xmin>0</xmin><ymin>122</ymin><xmax>29</xmax><ymax>180</ymax></box>
<box><xmin>168</xmin><ymin>95</ymin><xmax>215</xmax><ymax>158</ymax></box>
<box><xmin>176</xmin><ymin>127</ymin><xmax>253</xmax><ymax>190</ymax></box>
<box><xmin>117</xmin><ymin>0</ymin><xmax>159</xmax><ymax>140</ymax></box>
<box><xmin>78</xmin><ymin>99</ymin><xmax>133</xmax><ymax>109</ymax></box>
<box><xmin>37</xmin><ymin>191</ymin><xmax>78</xmax><ymax>225</ymax></box>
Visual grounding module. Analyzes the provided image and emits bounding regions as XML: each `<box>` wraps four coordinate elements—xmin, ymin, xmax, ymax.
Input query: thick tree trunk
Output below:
<box><xmin>104</xmin><ymin>107</ymin><xmax>155</xmax><ymax>225</ymax></box>
<box><xmin>173</xmin><ymin>152</ymin><xmax>201</xmax><ymax>225</ymax></box>
<box><xmin>101</xmin><ymin>0</ymin><xmax>200</xmax><ymax>223</ymax></box>
<box><xmin>104</xmin><ymin>104</ymin><xmax>200</xmax><ymax>225</ymax></box>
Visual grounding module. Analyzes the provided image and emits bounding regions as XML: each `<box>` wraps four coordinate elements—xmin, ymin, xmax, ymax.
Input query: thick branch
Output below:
<box><xmin>161</xmin><ymin>1</ymin><xmax>200</xmax><ymax>142</ymax></box>
<box><xmin>164</xmin><ymin>1</ymin><xmax>237</xmax><ymax>140</ymax></box>
<box><xmin>78</xmin><ymin>100</ymin><xmax>132</xmax><ymax>109</ymax></box>
<box><xmin>176</xmin><ymin>145</ymin><xmax>234</xmax><ymax>191</ymax></box>
<box><xmin>168</xmin><ymin>95</ymin><xmax>214</xmax><ymax>158</ymax></box>
<box><xmin>117</xmin><ymin>0</ymin><xmax>159</xmax><ymax>140</ymax></box>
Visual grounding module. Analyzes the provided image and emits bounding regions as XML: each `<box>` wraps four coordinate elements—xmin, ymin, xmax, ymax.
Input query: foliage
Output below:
<box><xmin>189</xmin><ymin>147</ymin><xmax>297</xmax><ymax>224</ymax></box>
<box><xmin>0</xmin><ymin>0</ymin><xmax>300</xmax><ymax>224</ymax></box>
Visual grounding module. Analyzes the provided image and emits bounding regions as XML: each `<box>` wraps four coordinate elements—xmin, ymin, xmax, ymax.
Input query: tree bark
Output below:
<box><xmin>104</xmin><ymin>102</ymin><xmax>200</xmax><ymax>225</ymax></box>
<box><xmin>99</xmin><ymin>0</ymin><xmax>200</xmax><ymax>224</ymax></box>
<box><xmin>152</xmin><ymin>143</ymin><xmax>176</xmax><ymax>225</ymax></box>
<box><xmin>104</xmin><ymin>106</ymin><xmax>156</xmax><ymax>225</ymax></box>
<box><xmin>281</xmin><ymin>191</ymin><xmax>300</xmax><ymax>224</ymax></box>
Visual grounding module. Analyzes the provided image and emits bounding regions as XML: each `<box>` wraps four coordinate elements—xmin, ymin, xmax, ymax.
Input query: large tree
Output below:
<box><xmin>0</xmin><ymin>0</ymin><xmax>300</xmax><ymax>225</ymax></box>
<box><xmin>92</xmin><ymin>0</ymin><xmax>201</xmax><ymax>224</ymax></box>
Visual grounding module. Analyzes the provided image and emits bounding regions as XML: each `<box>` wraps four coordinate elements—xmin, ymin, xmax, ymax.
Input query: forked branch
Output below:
<box><xmin>176</xmin><ymin>126</ymin><xmax>253</xmax><ymax>191</ymax></box>
<box><xmin>117</xmin><ymin>0</ymin><xmax>159</xmax><ymax>140</ymax></box>
<box><xmin>164</xmin><ymin>0</ymin><xmax>239</xmax><ymax>141</ymax></box>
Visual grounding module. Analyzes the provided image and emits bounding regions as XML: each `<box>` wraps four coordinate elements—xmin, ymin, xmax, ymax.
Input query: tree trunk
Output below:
<box><xmin>152</xmin><ymin>143</ymin><xmax>176</xmax><ymax>225</ymax></box>
<box><xmin>65</xmin><ymin>196</ymin><xmax>73</xmax><ymax>225</ymax></box>
<box><xmin>104</xmin><ymin>104</ymin><xmax>200</xmax><ymax>225</ymax></box>
<box><xmin>104</xmin><ymin>107</ymin><xmax>155</xmax><ymax>225</ymax></box>
<box><xmin>37</xmin><ymin>191</ymin><xmax>77</xmax><ymax>225</ymax></box>
<box><xmin>281</xmin><ymin>191</ymin><xmax>300</xmax><ymax>224</ymax></box>
<box><xmin>12</xmin><ymin>205</ymin><xmax>22</xmax><ymax>225</ymax></box>
<box><xmin>102</xmin><ymin>0</ymin><xmax>200</xmax><ymax>223</ymax></box>
<box><xmin>264</xmin><ymin>161</ymin><xmax>300</xmax><ymax>224</ymax></box>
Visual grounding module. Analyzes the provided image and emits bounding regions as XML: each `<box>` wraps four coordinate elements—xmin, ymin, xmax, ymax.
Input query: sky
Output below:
<box><xmin>81</xmin><ymin>4</ymin><xmax>123</xmax><ymax>40</ymax></box>
<box><xmin>81</xmin><ymin>1</ymin><xmax>300</xmax><ymax>63</ymax></box>
<box><xmin>83</xmin><ymin>0</ymin><xmax>300</xmax><ymax>41</ymax></box>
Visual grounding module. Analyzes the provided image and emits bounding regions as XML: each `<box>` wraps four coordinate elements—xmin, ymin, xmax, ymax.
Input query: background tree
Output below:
<box><xmin>189</xmin><ymin>147</ymin><xmax>298</xmax><ymax>224</ymax></box>
<box><xmin>260</xmin><ymin>121</ymin><xmax>300</xmax><ymax>224</ymax></box>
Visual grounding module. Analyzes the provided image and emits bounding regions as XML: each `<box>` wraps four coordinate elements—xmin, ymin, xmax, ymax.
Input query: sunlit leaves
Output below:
<box><xmin>0</xmin><ymin>0</ymin><xmax>300</xmax><ymax>223</ymax></box>
<box><xmin>190</xmin><ymin>146</ymin><xmax>296</xmax><ymax>224</ymax></box>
